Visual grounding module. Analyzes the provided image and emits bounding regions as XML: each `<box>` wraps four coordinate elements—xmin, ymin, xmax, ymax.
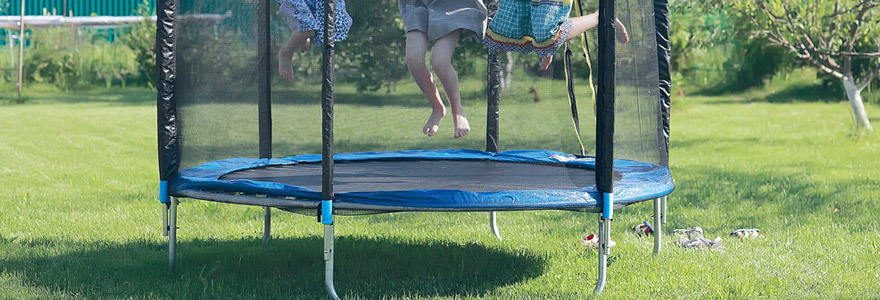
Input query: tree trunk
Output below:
<box><xmin>842</xmin><ymin>74</ymin><xmax>873</xmax><ymax>130</ymax></box>
<box><xmin>501</xmin><ymin>52</ymin><xmax>514</xmax><ymax>89</ymax></box>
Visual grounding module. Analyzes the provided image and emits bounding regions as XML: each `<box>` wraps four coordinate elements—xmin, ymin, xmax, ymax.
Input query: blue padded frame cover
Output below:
<box><xmin>170</xmin><ymin>149</ymin><xmax>673</xmax><ymax>211</ymax></box>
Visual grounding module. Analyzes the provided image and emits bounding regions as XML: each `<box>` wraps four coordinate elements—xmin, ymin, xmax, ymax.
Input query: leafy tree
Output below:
<box><xmin>732</xmin><ymin>0</ymin><xmax>880</xmax><ymax>130</ymax></box>
<box><xmin>669</xmin><ymin>0</ymin><xmax>793</xmax><ymax>92</ymax></box>
<box><xmin>119</xmin><ymin>0</ymin><xmax>156</xmax><ymax>88</ymax></box>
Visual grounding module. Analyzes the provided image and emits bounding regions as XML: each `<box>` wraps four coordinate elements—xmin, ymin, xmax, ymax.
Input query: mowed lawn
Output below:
<box><xmin>0</xmin><ymin>83</ymin><xmax>879</xmax><ymax>299</ymax></box>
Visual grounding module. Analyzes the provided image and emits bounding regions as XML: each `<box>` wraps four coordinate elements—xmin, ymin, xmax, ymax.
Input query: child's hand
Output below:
<box><xmin>615</xmin><ymin>19</ymin><xmax>629</xmax><ymax>44</ymax></box>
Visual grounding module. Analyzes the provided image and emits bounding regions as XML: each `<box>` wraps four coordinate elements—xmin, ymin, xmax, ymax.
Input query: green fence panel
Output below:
<box><xmin>2</xmin><ymin>0</ymin><xmax>156</xmax><ymax>16</ymax></box>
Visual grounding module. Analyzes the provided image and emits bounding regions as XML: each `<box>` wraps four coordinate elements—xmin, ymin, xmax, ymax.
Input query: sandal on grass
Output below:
<box><xmin>581</xmin><ymin>234</ymin><xmax>616</xmax><ymax>249</ymax></box>
<box><xmin>632</xmin><ymin>221</ymin><xmax>654</xmax><ymax>236</ymax></box>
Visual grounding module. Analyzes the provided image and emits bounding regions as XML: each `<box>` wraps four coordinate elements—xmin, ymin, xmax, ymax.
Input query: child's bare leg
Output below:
<box><xmin>278</xmin><ymin>30</ymin><xmax>313</xmax><ymax>82</ymax></box>
<box><xmin>541</xmin><ymin>12</ymin><xmax>629</xmax><ymax>70</ymax></box>
<box><xmin>567</xmin><ymin>12</ymin><xmax>599</xmax><ymax>41</ymax></box>
<box><xmin>405</xmin><ymin>30</ymin><xmax>446</xmax><ymax>137</ymax></box>
<box><xmin>431</xmin><ymin>30</ymin><xmax>469</xmax><ymax>139</ymax></box>
<box><xmin>567</xmin><ymin>12</ymin><xmax>628</xmax><ymax>43</ymax></box>
<box><xmin>541</xmin><ymin>12</ymin><xmax>600</xmax><ymax>71</ymax></box>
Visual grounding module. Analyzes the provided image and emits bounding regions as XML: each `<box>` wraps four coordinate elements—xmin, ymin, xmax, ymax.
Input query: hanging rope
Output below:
<box><xmin>563</xmin><ymin>0</ymin><xmax>597</xmax><ymax>156</ymax></box>
<box><xmin>564</xmin><ymin>46</ymin><xmax>587</xmax><ymax>156</ymax></box>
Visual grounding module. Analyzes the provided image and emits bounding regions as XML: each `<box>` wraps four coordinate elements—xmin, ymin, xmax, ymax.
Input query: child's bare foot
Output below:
<box><xmin>278</xmin><ymin>36</ymin><xmax>310</xmax><ymax>82</ymax></box>
<box><xmin>540</xmin><ymin>56</ymin><xmax>553</xmax><ymax>71</ymax></box>
<box><xmin>615</xmin><ymin>19</ymin><xmax>630</xmax><ymax>43</ymax></box>
<box><xmin>423</xmin><ymin>106</ymin><xmax>446</xmax><ymax>137</ymax></box>
<box><xmin>278</xmin><ymin>50</ymin><xmax>294</xmax><ymax>82</ymax></box>
<box><xmin>453</xmin><ymin>113</ymin><xmax>470</xmax><ymax>138</ymax></box>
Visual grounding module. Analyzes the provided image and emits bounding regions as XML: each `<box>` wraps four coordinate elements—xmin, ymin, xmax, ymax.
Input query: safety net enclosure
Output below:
<box><xmin>156</xmin><ymin>0</ymin><xmax>672</xmax><ymax>296</ymax></box>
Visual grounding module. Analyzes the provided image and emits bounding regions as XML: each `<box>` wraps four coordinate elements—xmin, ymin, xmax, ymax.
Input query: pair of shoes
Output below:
<box><xmin>581</xmin><ymin>234</ymin><xmax>616</xmax><ymax>249</ymax></box>
<box><xmin>730</xmin><ymin>228</ymin><xmax>764</xmax><ymax>239</ymax></box>
<box><xmin>674</xmin><ymin>236</ymin><xmax>723</xmax><ymax>250</ymax></box>
<box><xmin>632</xmin><ymin>221</ymin><xmax>654</xmax><ymax>236</ymax></box>
<box><xmin>673</xmin><ymin>227</ymin><xmax>723</xmax><ymax>251</ymax></box>
<box><xmin>673</xmin><ymin>227</ymin><xmax>703</xmax><ymax>239</ymax></box>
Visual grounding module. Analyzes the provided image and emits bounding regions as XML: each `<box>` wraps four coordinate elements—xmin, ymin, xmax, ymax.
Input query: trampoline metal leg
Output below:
<box><xmin>490</xmin><ymin>212</ymin><xmax>502</xmax><ymax>241</ymax></box>
<box><xmin>169</xmin><ymin>197</ymin><xmax>178</xmax><ymax>271</ymax></box>
<box><xmin>661</xmin><ymin>196</ymin><xmax>668</xmax><ymax>224</ymax></box>
<box><xmin>594</xmin><ymin>217</ymin><xmax>611</xmax><ymax>294</ymax></box>
<box><xmin>594</xmin><ymin>217</ymin><xmax>612</xmax><ymax>294</ymax></box>
<box><xmin>324</xmin><ymin>224</ymin><xmax>341</xmax><ymax>300</ymax></box>
<box><xmin>263</xmin><ymin>207</ymin><xmax>271</xmax><ymax>245</ymax></box>
<box><xmin>162</xmin><ymin>202</ymin><xmax>169</xmax><ymax>237</ymax></box>
<box><xmin>653</xmin><ymin>198</ymin><xmax>662</xmax><ymax>254</ymax></box>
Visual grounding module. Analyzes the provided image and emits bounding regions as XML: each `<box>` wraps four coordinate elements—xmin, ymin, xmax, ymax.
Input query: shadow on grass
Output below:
<box><xmin>759</xmin><ymin>84</ymin><xmax>842</xmax><ymax>103</ymax></box>
<box><xmin>272</xmin><ymin>88</ymin><xmax>487</xmax><ymax>108</ymax></box>
<box><xmin>670</xmin><ymin>137</ymin><xmax>762</xmax><ymax>149</ymax></box>
<box><xmin>697</xmin><ymin>84</ymin><xmax>844</xmax><ymax>105</ymax></box>
<box><xmin>21</xmin><ymin>88</ymin><xmax>157</xmax><ymax>106</ymax></box>
<box><xmin>178</xmin><ymin>81</ymin><xmax>490</xmax><ymax>108</ymax></box>
<box><xmin>1</xmin><ymin>236</ymin><xmax>544</xmax><ymax>299</ymax></box>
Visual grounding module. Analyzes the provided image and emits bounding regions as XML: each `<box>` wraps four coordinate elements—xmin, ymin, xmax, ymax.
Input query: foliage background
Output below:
<box><xmin>0</xmin><ymin>0</ymin><xmax>877</xmax><ymax>103</ymax></box>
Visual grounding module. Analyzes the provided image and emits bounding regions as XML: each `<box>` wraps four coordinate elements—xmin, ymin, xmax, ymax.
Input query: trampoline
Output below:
<box><xmin>156</xmin><ymin>0</ymin><xmax>673</xmax><ymax>297</ymax></box>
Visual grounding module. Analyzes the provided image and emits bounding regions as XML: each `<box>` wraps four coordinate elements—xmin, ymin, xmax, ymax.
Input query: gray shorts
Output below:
<box><xmin>398</xmin><ymin>0</ymin><xmax>488</xmax><ymax>41</ymax></box>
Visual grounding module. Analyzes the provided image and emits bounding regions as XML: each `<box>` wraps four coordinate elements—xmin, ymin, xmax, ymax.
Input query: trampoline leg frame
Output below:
<box><xmin>263</xmin><ymin>207</ymin><xmax>271</xmax><ymax>245</ymax></box>
<box><xmin>594</xmin><ymin>216</ymin><xmax>611</xmax><ymax>294</ymax></box>
<box><xmin>661</xmin><ymin>196</ymin><xmax>668</xmax><ymax>224</ymax></box>
<box><xmin>167</xmin><ymin>197</ymin><xmax>178</xmax><ymax>271</ymax></box>
<box><xmin>653</xmin><ymin>198</ymin><xmax>662</xmax><ymax>254</ymax></box>
<box><xmin>490</xmin><ymin>212</ymin><xmax>502</xmax><ymax>241</ymax></box>
<box><xmin>324</xmin><ymin>223</ymin><xmax>341</xmax><ymax>300</ymax></box>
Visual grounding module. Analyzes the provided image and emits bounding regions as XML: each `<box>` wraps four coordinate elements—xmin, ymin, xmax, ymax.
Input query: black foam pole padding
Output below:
<box><xmin>156</xmin><ymin>0</ymin><xmax>178</xmax><ymax>181</ymax></box>
<box><xmin>486</xmin><ymin>51</ymin><xmax>501</xmax><ymax>153</ymax></box>
<box><xmin>596</xmin><ymin>0</ymin><xmax>616</xmax><ymax>194</ymax></box>
<box><xmin>564</xmin><ymin>47</ymin><xmax>582</xmax><ymax>149</ymax></box>
<box><xmin>654</xmin><ymin>0</ymin><xmax>671</xmax><ymax>165</ymax></box>
<box><xmin>321</xmin><ymin>0</ymin><xmax>336</xmax><ymax>200</ymax></box>
<box><xmin>257</xmin><ymin>0</ymin><xmax>272</xmax><ymax>159</ymax></box>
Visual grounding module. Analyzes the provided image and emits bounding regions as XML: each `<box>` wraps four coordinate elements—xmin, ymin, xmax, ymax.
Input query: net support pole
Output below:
<box><xmin>594</xmin><ymin>0</ymin><xmax>616</xmax><ymax>294</ymax></box>
<box><xmin>486</xmin><ymin>53</ymin><xmax>500</xmax><ymax>152</ymax></box>
<box><xmin>321</xmin><ymin>0</ymin><xmax>339</xmax><ymax>299</ymax></box>
<box><xmin>486</xmin><ymin>47</ymin><xmax>502</xmax><ymax>241</ymax></box>
<box><xmin>257</xmin><ymin>0</ymin><xmax>272</xmax><ymax>159</ymax></box>
<box><xmin>257</xmin><ymin>0</ymin><xmax>273</xmax><ymax>246</ymax></box>
<box><xmin>653</xmin><ymin>198</ymin><xmax>662</xmax><ymax>254</ymax></box>
<box><xmin>156</xmin><ymin>0</ymin><xmax>180</xmax><ymax>272</ymax></box>
<box><xmin>157</xmin><ymin>0</ymin><xmax>180</xmax><ymax>204</ymax></box>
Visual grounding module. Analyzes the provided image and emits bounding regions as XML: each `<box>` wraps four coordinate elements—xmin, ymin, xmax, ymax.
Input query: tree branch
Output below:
<box><xmin>825</xmin><ymin>0</ymin><xmax>842</xmax><ymax>50</ymax></box>
<box><xmin>857</xmin><ymin>41</ymin><xmax>880</xmax><ymax>90</ymax></box>
<box><xmin>822</xmin><ymin>0</ymin><xmax>876</xmax><ymax>19</ymax></box>
<box><xmin>857</xmin><ymin>64</ymin><xmax>880</xmax><ymax>90</ymax></box>
<box><xmin>846</xmin><ymin>0</ymin><xmax>876</xmax><ymax>53</ymax></box>
<box><xmin>750</xmin><ymin>1</ymin><xmax>847</xmax><ymax>78</ymax></box>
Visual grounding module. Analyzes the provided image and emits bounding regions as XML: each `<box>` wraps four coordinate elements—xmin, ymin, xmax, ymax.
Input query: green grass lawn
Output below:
<box><xmin>1</xmin><ymin>83</ymin><xmax>879</xmax><ymax>299</ymax></box>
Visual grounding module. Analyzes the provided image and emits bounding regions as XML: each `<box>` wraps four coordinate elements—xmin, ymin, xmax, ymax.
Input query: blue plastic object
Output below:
<box><xmin>602</xmin><ymin>192</ymin><xmax>613</xmax><ymax>219</ymax></box>
<box><xmin>322</xmin><ymin>200</ymin><xmax>333</xmax><ymax>224</ymax></box>
<box><xmin>159</xmin><ymin>181</ymin><xmax>169</xmax><ymax>204</ymax></box>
